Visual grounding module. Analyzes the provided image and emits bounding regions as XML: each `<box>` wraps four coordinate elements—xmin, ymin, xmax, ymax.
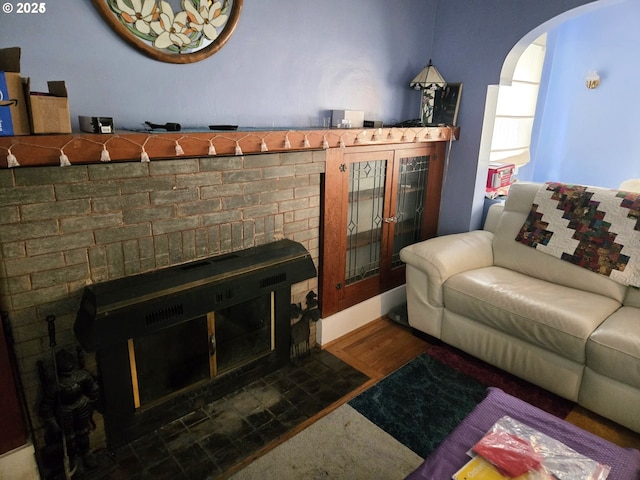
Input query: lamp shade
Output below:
<box><xmin>410</xmin><ymin>60</ymin><xmax>446</xmax><ymax>90</ymax></box>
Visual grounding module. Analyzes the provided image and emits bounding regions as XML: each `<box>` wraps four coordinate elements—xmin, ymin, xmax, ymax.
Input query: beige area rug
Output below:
<box><xmin>227</xmin><ymin>404</ymin><xmax>423</xmax><ymax>480</ymax></box>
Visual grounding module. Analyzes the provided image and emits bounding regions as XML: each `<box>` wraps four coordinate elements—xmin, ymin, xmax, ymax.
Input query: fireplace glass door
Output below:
<box><xmin>213</xmin><ymin>292</ymin><xmax>274</xmax><ymax>374</ymax></box>
<box><xmin>128</xmin><ymin>292</ymin><xmax>274</xmax><ymax>409</ymax></box>
<box><xmin>129</xmin><ymin>315</ymin><xmax>211</xmax><ymax>408</ymax></box>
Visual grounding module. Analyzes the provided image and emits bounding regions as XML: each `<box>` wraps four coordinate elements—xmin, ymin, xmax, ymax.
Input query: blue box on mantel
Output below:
<box><xmin>0</xmin><ymin>48</ymin><xmax>30</xmax><ymax>136</ymax></box>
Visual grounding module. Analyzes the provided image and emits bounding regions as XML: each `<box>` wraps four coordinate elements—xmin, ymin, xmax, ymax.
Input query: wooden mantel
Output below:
<box><xmin>0</xmin><ymin>126</ymin><xmax>459</xmax><ymax>168</ymax></box>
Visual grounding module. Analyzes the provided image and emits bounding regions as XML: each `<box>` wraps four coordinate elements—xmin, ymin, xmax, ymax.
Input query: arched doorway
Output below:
<box><xmin>477</xmin><ymin>0</ymin><xmax>630</xmax><ymax>201</ymax></box>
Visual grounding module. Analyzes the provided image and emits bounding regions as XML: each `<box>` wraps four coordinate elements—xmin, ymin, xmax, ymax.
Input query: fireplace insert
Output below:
<box><xmin>74</xmin><ymin>239</ymin><xmax>316</xmax><ymax>448</ymax></box>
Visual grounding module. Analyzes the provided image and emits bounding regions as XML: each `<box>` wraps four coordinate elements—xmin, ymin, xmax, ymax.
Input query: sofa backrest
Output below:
<box><xmin>492</xmin><ymin>182</ymin><xmax>627</xmax><ymax>303</ymax></box>
<box><xmin>624</xmin><ymin>286</ymin><xmax>640</xmax><ymax>308</ymax></box>
<box><xmin>483</xmin><ymin>202</ymin><xmax>504</xmax><ymax>233</ymax></box>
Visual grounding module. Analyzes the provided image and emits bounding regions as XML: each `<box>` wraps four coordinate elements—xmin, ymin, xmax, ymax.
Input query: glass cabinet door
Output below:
<box><xmin>345</xmin><ymin>159</ymin><xmax>388</xmax><ymax>285</ymax></box>
<box><xmin>320</xmin><ymin>142</ymin><xmax>445</xmax><ymax>317</ymax></box>
<box><xmin>391</xmin><ymin>153</ymin><xmax>430</xmax><ymax>269</ymax></box>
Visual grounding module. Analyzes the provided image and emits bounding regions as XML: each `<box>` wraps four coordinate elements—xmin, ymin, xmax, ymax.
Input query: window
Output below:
<box><xmin>489</xmin><ymin>34</ymin><xmax>546</xmax><ymax>168</ymax></box>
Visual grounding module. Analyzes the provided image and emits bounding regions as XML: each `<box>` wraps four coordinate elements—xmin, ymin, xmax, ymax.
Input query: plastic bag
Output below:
<box><xmin>471</xmin><ymin>416</ymin><xmax>611</xmax><ymax>480</ymax></box>
<box><xmin>473</xmin><ymin>429</ymin><xmax>542</xmax><ymax>477</ymax></box>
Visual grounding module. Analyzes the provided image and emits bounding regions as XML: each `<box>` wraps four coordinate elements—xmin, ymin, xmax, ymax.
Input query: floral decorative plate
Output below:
<box><xmin>93</xmin><ymin>0</ymin><xmax>243</xmax><ymax>63</ymax></box>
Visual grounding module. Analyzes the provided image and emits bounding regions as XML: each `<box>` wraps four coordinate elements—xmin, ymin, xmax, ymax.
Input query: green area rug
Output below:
<box><xmin>349</xmin><ymin>354</ymin><xmax>487</xmax><ymax>457</ymax></box>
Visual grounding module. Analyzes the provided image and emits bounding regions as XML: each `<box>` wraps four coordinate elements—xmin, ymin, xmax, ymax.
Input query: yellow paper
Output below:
<box><xmin>452</xmin><ymin>456</ymin><xmax>539</xmax><ymax>480</ymax></box>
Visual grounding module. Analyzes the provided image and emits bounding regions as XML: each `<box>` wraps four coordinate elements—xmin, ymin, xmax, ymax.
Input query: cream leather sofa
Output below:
<box><xmin>400</xmin><ymin>182</ymin><xmax>640</xmax><ymax>433</ymax></box>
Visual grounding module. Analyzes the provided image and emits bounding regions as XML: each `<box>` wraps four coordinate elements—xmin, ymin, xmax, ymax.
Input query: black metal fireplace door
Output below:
<box><xmin>74</xmin><ymin>239</ymin><xmax>316</xmax><ymax>448</ymax></box>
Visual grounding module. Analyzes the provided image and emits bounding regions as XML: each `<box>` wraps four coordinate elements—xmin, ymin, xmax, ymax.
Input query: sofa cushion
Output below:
<box><xmin>443</xmin><ymin>266</ymin><xmax>621</xmax><ymax>363</ymax></box>
<box><xmin>492</xmin><ymin>183</ymin><xmax>627</xmax><ymax>304</ymax></box>
<box><xmin>586</xmin><ymin>306</ymin><xmax>640</xmax><ymax>390</ymax></box>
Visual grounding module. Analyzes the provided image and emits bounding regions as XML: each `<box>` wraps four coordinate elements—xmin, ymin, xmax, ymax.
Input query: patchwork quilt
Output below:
<box><xmin>515</xmin><ymin>182</ymin><xmax>640</xmax><ymax>287</ymax></box>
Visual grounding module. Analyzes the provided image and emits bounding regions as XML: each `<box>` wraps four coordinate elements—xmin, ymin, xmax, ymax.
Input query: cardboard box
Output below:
<box><xmin>27</xmin><ymin>80</ymin><xmax>71</xmax><ymax>134</ymax></box>
<box><xmin>331</xmin><ymin>110</ymin><xmax>364</xmax><ymax>128</ymax></box>
<box><xmin>0</xmin><ymin>47</ymin><xmax>30</xmax><ymax>136</ymax></box>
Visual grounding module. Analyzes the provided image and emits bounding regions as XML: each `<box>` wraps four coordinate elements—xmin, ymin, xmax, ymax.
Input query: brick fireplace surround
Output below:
<box><xmin>0</xmin><ymin>149</ymin><xmax>323</xmax><ymax>454</ymax></box>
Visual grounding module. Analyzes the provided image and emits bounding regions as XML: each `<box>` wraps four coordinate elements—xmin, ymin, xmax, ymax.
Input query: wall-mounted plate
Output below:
<box><xmin>92</xmin><ymin>0</ymin><xmax>243</xmax><ymax>64</ymax></box>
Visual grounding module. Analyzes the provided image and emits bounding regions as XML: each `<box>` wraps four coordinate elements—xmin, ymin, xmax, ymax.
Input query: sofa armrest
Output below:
<box><xmin>400</xmin><ymin>230</ymin><xmax>494</xmax><ymax>305</ymax></box>
<box><xmin>399</xmin><ymin>230</ymin><xmax>494</xmax><ymax>338</ymax></box>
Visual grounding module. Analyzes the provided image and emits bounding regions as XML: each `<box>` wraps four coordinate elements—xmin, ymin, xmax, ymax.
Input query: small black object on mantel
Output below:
<box><xmin>208</xmin><ymin>125</ymin><xmax>238</xmax><ymax>131</ymax></box>
<box><xmin>363</xmin><ymin>120</ymin><xmax>383</xmax><ymax>128</ymax></box>
<box><xmin>144</xmin><ymin>121</ymin><xmax>181</xmax><ymax>131</ymax></box>
<box><xmin>79</xmin><ymin>116</ymin><xmax>114</xmax><ymax>134</ymax></box>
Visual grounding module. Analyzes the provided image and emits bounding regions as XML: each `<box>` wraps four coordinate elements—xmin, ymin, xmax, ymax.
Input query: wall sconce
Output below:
<box><xmin>410</xmin><ymin>59</ymin><xmax>446</xmax><ymax>125</ymax></box>
<box><xmin>585</xmin><ymin>71</ymin><xmax>600</xmax><ymax>89</ymax></box>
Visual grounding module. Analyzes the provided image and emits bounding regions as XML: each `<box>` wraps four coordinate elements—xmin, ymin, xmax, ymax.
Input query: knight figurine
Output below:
<box><xmin>39</xmin><ymin>348</ymin><xmax>100</xmax><ymax>475</ymax></box>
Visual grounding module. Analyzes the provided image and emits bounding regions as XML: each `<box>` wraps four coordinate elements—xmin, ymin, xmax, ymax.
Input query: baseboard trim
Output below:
<box><xmin>317</xmin><ymin>285</ymin><xmax>406</xmax><ymax>346</ymax></box>
<box><xmin>0</xmin><ymin>441</ymin><xmax>40</xmax><ymax>479</ymax></box>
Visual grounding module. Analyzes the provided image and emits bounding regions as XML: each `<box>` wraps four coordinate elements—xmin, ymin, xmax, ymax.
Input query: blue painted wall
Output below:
<box><xmin>428</xmin><ymin>0</ymin><xmax>616</xmax><ymax>233</ymax></box>
<box><xmin>2</xmin><ymin>0</ymin><xmax>618</xmax><ymax>234</ymax></box>
<box><xmin>0</xmin><ymin>1</ymin><xmax>436</xmax><ymax>129</ymax></box>
<box><xmin>525</xmin><ymin>0</ymin><xmax>640</xmax><ymax>189</ymax></box>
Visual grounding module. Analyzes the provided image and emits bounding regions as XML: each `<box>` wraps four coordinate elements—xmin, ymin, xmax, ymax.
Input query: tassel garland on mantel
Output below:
<box><xmin>6</xmin><ymin>150</ymin><xmax>19</xmax><ymax>168</ymax></box>
<box><xmin>59</xmin><ymin>151</ymin><xmax>71</xmax><ymax>167</ymax></box>
<box><xmin>0</xmin><ymin>127</ymin><xmax>456</xmax><ymax>168</ymax></box>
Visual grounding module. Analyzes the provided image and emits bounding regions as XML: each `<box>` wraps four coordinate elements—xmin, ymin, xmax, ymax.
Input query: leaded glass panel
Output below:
<box><xmin>345</xmin><ymin>160</ymin><xmax>387</xmax><ymax>285</ymax></box>
<box><xmin>392</xmin><ymin>155</ymin><xmax>430</xmax><ymax>268</ymax></box>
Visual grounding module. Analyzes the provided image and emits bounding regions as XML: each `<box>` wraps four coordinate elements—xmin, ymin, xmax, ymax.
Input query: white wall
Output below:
<box><xmin>0</xmin><ymin>443</ymin><xmax>39</xmax><ymax>480</ymax></box>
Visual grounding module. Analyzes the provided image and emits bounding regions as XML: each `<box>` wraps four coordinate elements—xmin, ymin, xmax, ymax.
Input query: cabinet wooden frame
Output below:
<box><xmin>320</xmin><ymin>142</ymin><xmax>446</xmax><ymax>317</ymax></box>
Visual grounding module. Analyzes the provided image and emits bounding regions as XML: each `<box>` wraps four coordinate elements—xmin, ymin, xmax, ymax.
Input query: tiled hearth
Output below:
<box><xmin>90</xmin><ymin>350</ymin><xmax>368</xmax><ymax>479</ymax></box>
<box><xmin>0</xmin><ymin>150</ymin><xmax>324</xmax><ymax>466</ymax></box>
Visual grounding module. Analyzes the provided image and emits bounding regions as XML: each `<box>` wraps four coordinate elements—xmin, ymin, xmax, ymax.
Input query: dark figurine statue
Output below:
<box><xmin>39</xmin><ymin>348</ymin><xmax>100</xmax><ymax>475</ymax></box>
<box><xmin>290</xmin><ymin>291</ymin><xmax>321</xmax><ymax>361</ymax></box>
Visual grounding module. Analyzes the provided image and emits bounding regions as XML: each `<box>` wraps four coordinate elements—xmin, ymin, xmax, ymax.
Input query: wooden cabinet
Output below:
<box><xmin>320</xmin><ymin>142</ymin><xmax>446</xmax><ymax>316</ymax></box>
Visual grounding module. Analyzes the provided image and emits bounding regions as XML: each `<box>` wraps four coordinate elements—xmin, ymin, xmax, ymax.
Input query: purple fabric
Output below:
<box><xmin>405</xmin><ymin>387</ymin><xmax>640</xmax><ymax>480</ymax></box>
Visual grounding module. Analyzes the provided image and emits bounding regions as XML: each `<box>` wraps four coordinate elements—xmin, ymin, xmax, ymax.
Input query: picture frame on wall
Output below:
<box><xmin>428</xmin><ymin>83</ymin><xmax>463</xmax><ymax>126</ymax></box>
